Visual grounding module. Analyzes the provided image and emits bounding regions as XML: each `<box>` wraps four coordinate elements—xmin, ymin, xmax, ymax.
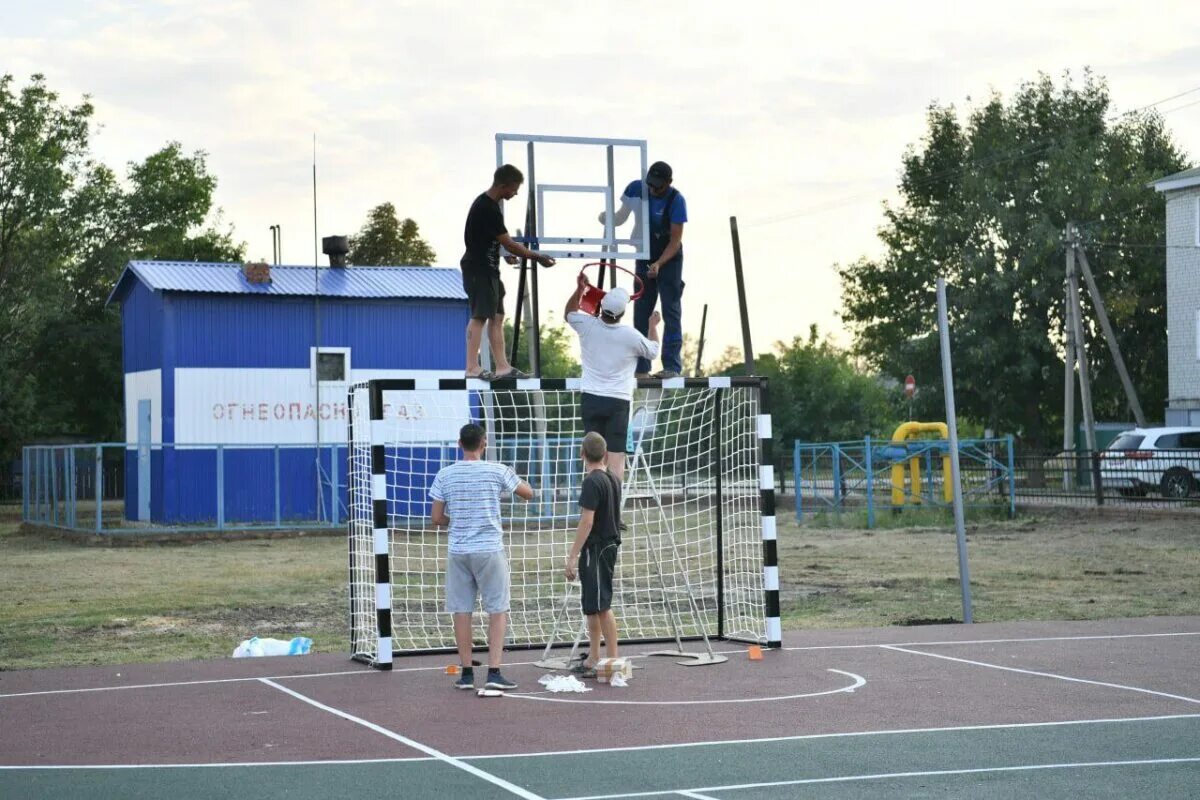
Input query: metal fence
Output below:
<box><xmin>1011</xmin><ymin>449</ymin><xmax>1200</xmax><ymax>511</ymax></box>
<box><xmin>794</xmin><ymin>437</ymin><xmax>1016</xmax><ymax>527</ymax></box>
<box><xmin>794</xmin><ymin>437</ymin><xmax>1200</xmax><ymax>525</ymax></box>
<box><xmin>22</xmin><ymin>443</ymin><xmax>347</xmax><ymax>535</ymax></box>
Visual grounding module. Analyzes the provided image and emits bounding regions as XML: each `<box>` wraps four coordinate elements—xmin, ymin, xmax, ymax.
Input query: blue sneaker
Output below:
<box><xmin>485</xmin><ymin>670</ymin><xmax>517</xmax><ymax>690</ymax></box>
<box><xmin>454</xmin><ymin>668</ymin><xmax>475</xmax><ymax>690</ymax></box>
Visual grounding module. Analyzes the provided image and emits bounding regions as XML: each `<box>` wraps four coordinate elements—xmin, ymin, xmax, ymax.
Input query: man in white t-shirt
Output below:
<box><xmin>564</xmin><ymin>272</ymin><xmax>661</xmax><ymax>482</ymax></box>
<box><xmin>430</xmin><ymin>423</ymin><xmax>534</xmax><ymax>691</ymax></box>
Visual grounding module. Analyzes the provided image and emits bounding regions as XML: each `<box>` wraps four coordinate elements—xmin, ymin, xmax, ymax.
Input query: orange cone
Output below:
<box><xmin>747</xmin><ymin>645</ymin><xmax>763</xmax><ymax>660</ymax></box>
<box><xmin>446</xmin><ymin>664</ymin><xmax>461</xmax><ymax>675</ymax></box>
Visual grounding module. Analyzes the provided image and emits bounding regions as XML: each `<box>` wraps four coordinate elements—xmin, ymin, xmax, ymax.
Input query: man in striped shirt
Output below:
<box><xmin>430</xmin><ymin>423</ymin><xmax>534</xmax><ymax>691</ymax></box>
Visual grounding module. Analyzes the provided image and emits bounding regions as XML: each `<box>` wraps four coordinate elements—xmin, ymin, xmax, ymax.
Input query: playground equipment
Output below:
<box><xmin>889</xmin><ymin>422</ymin><xmax>952</xmax><ymax>506</ymax></box>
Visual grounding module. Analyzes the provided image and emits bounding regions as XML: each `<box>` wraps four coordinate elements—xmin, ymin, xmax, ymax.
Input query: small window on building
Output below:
<box><xmin>311</xmin><ymin>347</ymin><xmax>351</xmax><ymax>385</ymax></box>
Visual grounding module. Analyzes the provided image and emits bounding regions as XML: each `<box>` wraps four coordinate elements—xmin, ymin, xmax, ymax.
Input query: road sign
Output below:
<box><xmin>904</xmin><ymin>375</ymin><xmax>916</xmax><ymax>398</ymax></box>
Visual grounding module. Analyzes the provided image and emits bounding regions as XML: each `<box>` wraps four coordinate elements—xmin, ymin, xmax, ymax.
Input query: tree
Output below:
<box><xmin>348</xmin><ymin>203</ymin><xmax>437</xmax><ymax>265</ymax></box>
<box><xmin>716</xmin><ymin>327</ymin><xmax>901</xmax><ymax>455</ymax></box>
<box><xmin>0</xmin><ymin>74</ymin><xmax>242</xmax><ymax>457</ymax></box>
<box><xmin>504</xmin><ymin>321</ymin><xmax>580</xmax><ymax>379</ymax></box>
<box><xmin>839</xmin><ymin>71</ymin><xmax>1188</xmax><ymax>445</ymax></box>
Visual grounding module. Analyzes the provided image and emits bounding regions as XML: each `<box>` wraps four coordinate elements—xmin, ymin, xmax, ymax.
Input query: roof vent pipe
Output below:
<box><xmin>322</xmin><ymin>235</ymin><xmax>349</xmax><ymax>268</ymax></box>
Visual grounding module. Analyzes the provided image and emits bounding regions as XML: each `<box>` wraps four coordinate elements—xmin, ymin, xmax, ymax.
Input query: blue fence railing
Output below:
<box><xmin>21</xmin><ymin>435</ymin><xmax>596</xmax><ymax>535</ymax></box>
<box><xmin>794</xmin><ymin>436</ymin><xmax>1016</xmax><ymax>527</ymax></box>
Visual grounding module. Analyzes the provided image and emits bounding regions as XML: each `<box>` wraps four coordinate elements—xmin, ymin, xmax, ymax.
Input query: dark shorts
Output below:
<box><xmin>462</xmin><ymin>270</ymin><xmax>505</xmax><ymax>320</ymax></box>
<box><xmin>581</xmin><ymin>393</ymin><xmax>631</xmax><ymax>455</ymax></box>
<box><xmin>579</xmin><ymin>538</ymin><xmax>620</xmax><ymax>615</ymax></box>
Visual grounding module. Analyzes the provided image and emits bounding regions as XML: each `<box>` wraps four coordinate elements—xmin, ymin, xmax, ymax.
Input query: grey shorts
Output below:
<box><xmin>446</xmin><ymin>551</ymin><xmax>510</xmax><ymax>614</ymax></box>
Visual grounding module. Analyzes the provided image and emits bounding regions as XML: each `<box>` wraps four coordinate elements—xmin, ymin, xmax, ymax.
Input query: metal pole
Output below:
<box><xmin>865</xmin><ymin>435</ymin><xmax>875</xmax><ymax>529</ymax></box>
<box><xmin>22</xmin><ymin>447</ymin><xmax>29</xmax><ymax>522</ymax></box>
<box><xmin>936</xmin><ymin>277</ymin><xmax>973</xmax><ymax>624</ymax></box>
<box><xmin>314</xmin><ymin>135</ymin><xmax>323</xmax><ymax>519</ymax></box>
<box><xmin>1006</xmin><ymin>434</ymin><xmax>1016</xmax><ymax>520</ymax></box>
<box><xmin>1075</xmin><ymin>244</ymin><xmax>1146</xmax><ymax>427</ymax></box>
<box><xmin>1067</xmin><ymin>231</ymin><xmax>1098</xmax><ymax>455</ymax></box>
<box><xmin>95</xmin><ymin>445</ymin><xmax>103</xmax><ymax>533</ymax></box>
<box><xmin>274</xmin><ymin>445</ymin><xmax>281</xmax><ymax>526</ymax></box>
<box><xmin>694</xmin><ymin>303</ymin><xmax>709</xmax><ymax>377</ymax></box>
<box><xmin>527</xmin><ymin>141</ymin><xmax>542</xmax><ymax>377</ymax></box>
<box><xmin>729</xmin><ymin>216</ymin><xmax>755</xmax><ymax>375</ymax></box>
<box><xmin>1063</xmin><ymin>225</ymin><xmax>1077</xmax><ymax>489</ymax></box>
<box><xmin>216</xmin><ymin>445</ymin><xmax>225</xmax><ymax>531</ymax></box>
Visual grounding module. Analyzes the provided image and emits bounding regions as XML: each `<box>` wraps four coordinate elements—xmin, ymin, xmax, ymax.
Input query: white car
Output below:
<box><xmin>1099</xmin><ymin>427</ymin><xmax>1200</xmax><ymax>499</ymax></box>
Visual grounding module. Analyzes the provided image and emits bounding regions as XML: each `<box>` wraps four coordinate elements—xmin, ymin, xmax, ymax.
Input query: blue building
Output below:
<box><xmin>106</xmin><ymin>260</ymin><xmax>468</xmax><ymax>525</ymax></box>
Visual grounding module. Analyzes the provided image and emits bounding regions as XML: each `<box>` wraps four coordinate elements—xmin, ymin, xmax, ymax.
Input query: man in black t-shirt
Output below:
<box><xmin>461</xmin><ymin>164</ymin><xmax>556</xmax><ymax>379</ymax></box>
<box><xmin>565</xmin><ymin>431</ymin><xmax>622</xmax><ymax>676</ymax></box>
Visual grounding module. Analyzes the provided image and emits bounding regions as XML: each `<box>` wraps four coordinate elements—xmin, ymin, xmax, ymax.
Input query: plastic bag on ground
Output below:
<box><xmin>537</xmin><ymin>674</ymin><xmax>591</xmax><ymax>693</ymax></box>
<box><xmin>232</xmin><ymin>636</ymin><xmax>313</xmax><ymax>658</ymax></box>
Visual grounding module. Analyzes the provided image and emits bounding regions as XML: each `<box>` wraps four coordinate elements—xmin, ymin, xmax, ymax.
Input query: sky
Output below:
<box><xmin>5</xmin><ymin>0</ymin><xmax>1200</xmax><ymax>366</ymax></box>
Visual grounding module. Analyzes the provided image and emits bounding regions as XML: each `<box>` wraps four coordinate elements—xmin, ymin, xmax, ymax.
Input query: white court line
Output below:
<box><xmin>0</xmin><ymin>755</ymin><xmax>436</xmax><ymax>771</ymax></box>
<box><xmin>555</xmin><ymin>757</ymin><xmax>1200</xmax><ymax>800</ymax></box>
<box><xmin>1</xmin><ymin>630</ymin><xmax>1195</xmax><ymax>700</ymax></box>
<box><xmin>3</xmin><ymin>714</ymin><xmax>1198</xmax><ymax>771</ymax></box>
<box><xmin>503</xmin><ymin>669</ymin><xmax>864</xmax><ymax>706</ymax></box>
<box><xmin>467</xmin><ymin>712</ymin><xmax>1200</xmax><ymax>760</ymax></box>
<box><xmin>677</xmin><ymin>791</ymin><xmax>721</xmax><ymax>800</ymax></box>
<box><xmin>258</xmin><ymin>678</ymin><xmax>544</xmax><ymax>800</ymax></box>
<box><xmin>778</xmin><ymin>630</ymin><xmax>1200</xmax><ymax>653</ymax></box>
<box><xmin>881</xmin><ymin>645</ymin><xmax>1200</xmax><ymax>705</ymax></box>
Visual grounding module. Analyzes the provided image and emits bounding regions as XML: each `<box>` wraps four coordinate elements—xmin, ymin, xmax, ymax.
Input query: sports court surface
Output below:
<box><xmin>2</xmin><ymin>617</ymin><xmax>1197</xmax><ymax>799</ymax></box>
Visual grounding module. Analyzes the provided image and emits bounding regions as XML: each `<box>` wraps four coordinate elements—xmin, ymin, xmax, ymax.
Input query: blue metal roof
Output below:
<box><xmin>107</xmin><ymin>260</ymin><xmax>467</xmax><ymax>306</ymax></box>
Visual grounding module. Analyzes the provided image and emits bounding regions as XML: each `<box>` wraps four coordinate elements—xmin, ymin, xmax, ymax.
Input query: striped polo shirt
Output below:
<box><xmin>429</xmin><ymin>460</ymin><xmax>521</xmax><ymax>554</ymax></box>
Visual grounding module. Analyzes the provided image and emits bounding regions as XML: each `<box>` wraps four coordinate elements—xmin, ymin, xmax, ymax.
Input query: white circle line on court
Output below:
<box><xmin>0</xmin><ymin>630</ymin><xmax>1195</xmax><ymax>700</ymax></box>
<box><xmin>502</xmin><ymin>668</ymin><xmax>865</xmax><ymax>705</ymax></box>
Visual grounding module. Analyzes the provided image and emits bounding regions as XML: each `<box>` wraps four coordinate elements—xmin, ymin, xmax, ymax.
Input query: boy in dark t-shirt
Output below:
<box><xmin>565</xmin><ymin>431</ymin><xmax>622</xmax><ymax>676</ymax></box>
<box><xmin>461</xmin><ymin>164</ymin><xmax>556</xmax><ymax>379</ymax></box>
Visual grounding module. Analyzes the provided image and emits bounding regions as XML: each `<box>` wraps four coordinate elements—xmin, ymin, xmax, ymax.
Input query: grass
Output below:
<box><xmin>2</xmin><ymin>504</ymin><xmax>1198</xmax><ymax>670</ymax></box>
<box><xmin>777</xmin><ymin>508</ymin><xmax>1200</xmax><ymax>628</ymax></box>
<box><xmin>0</xmin><ymin>506</ymin><xmax>348</xmax><ymax>670</ymax></box>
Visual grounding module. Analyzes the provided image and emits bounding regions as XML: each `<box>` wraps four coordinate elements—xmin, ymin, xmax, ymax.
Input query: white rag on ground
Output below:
<box><xmin>538</xmin><ymin>674</ymin><xmax>592</xmax><ymax>693</ymax></box>
<box><xmin>609</xmin><ymin>674</ymin><xmax>628</xmax><ymax>688</ymax></box>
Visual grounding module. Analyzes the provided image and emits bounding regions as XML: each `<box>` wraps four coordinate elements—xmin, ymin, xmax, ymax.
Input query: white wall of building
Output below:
<box><xmin>173</xmin><ymin>367</ymin><xmax>468</xmax><ymax>444</ymax></box>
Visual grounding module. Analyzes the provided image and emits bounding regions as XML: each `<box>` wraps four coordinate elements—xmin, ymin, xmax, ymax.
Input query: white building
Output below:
<box><xmin>1151</xmin><ymin>167</ymin><xmax>1200</xmax><ymax>426</ymax></box>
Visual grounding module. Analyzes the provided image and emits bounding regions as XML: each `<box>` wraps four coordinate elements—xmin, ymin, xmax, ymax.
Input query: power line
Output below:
<box><xmin>742</xmin><ymin>84</ymin><xmax>1200</xmax><ymax>229</ymax></box>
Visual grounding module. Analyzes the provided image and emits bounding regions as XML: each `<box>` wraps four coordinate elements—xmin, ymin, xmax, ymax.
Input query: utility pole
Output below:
<box><xmin>1065</xmin><ymin>224</ymin><xmax>1097</xmax><ymax>454</ymax></box>
<box><xmin>1074</xmin><ymin>244</ymin><xmax>1146</xmax><ymax>427</ymax></box>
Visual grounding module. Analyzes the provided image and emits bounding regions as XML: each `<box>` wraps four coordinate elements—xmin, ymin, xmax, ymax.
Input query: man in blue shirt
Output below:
<box><xmin>603</xmin><ymin>161</ymin><xmax>687</xmax><ymax>378</ymax></box>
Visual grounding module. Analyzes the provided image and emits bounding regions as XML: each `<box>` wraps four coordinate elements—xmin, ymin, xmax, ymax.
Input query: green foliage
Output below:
<box><xmin>348</xmin><ymin>202</ymin><xmax>437</xmax><ymax>266</ymax></box>
<box><xmin>715</xmin><ymin>325</ymin><xmax>903</xmax><ymax>453</ymax></box>
<box><xmin>839</xmin><ymin>71</ymin><xmax>1189</xmax><ymax>445</ymax></box>
<box><xmin>504</xmin><ymin>321</ymin><xmax>580</xmax><ymax>378</ymax></box>
<box><xmin>0</xmin><ymin>74</ymin><xmax>243</xmax><ymax>457</ymax></box>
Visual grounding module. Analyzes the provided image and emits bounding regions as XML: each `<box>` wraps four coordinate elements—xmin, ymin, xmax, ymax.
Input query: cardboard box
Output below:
<box><xmin>595</xmin><ymin>657</ymin><xmax>632</xmax><ymax>683</ymax></box>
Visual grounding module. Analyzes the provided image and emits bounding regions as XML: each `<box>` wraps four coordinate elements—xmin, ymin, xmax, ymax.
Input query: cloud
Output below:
<box><xmin>5</xmin><ymin>0</ymin><xmax>1200</xmax><ymax>361</ymax></box>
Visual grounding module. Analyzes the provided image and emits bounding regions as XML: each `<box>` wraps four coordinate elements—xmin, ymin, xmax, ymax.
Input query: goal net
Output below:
<box><xmin>347</xmin><ymin>377</ymin><xmax>780</xmax><ymax>669</ymax></box>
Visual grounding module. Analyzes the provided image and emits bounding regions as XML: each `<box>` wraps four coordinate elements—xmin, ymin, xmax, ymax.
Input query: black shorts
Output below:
<box><xmin>581</xmin><ymin>393</ymin><xmax>631</xmax><ymax>455</ymax></box>
<box><xmin>462</xmin><ymin>270</ymin><xmax>505</xmax><ymax>320</ymax></box>
<box><xmin>579</xmin><ymin>538</ymin><xmax>620</xmax><ymax>615</ymax></box>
